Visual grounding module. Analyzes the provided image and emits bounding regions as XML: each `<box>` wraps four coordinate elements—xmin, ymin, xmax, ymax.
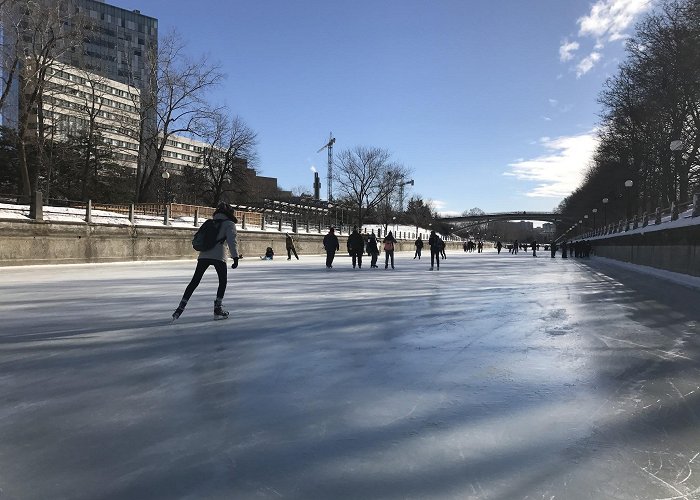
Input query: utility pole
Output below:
<box><xmin>317</xmin><ymin>132</ymin><xmax>336</xmax><ymax>202</ymax></box>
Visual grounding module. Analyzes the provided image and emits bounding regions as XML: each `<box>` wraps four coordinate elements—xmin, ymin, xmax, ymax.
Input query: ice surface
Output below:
<box><xmin>1</xmin><ymin>251</ymin><xmax>700</xmax><ymax>499</ymax></box>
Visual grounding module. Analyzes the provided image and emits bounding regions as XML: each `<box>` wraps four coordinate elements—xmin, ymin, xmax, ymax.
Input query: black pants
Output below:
<box><xmin>182</xmin><ymin>259</ymin><xmax>227</xmax><ymax>301</ymax></box>
<box><xmin>370</xmin><ymin>252</ymin><xmax>378</xmax><ymax>267</ymax></box>
<box><xmin>326</xmin><ymin>250</ymin><xmax>336</xmax><ymax>268</ymax></box>
<box><xmin>431</xmin><ymin>249</ymin><xmax>440</xmax><ymax>268</ymax></box>
<box><xmin>287</xmin><ymin>247</ymin><xmax>298</xmax><ymax>259</ymax></box>
<box><xmin>351</xmin><ymin>252</ymin><xmax>363</xmax><ymax>268</ymax></box>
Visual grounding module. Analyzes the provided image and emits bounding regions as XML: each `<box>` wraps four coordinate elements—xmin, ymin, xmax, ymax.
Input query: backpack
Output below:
<box><xmin>384</xmin><ymin>241</ymin><xmax>394</xmax><ymax>252</ymax></box>
<box><xmin>192</xmin><ymin>219</ymin><xmax>224</xmax><ymax>251</ymax></box>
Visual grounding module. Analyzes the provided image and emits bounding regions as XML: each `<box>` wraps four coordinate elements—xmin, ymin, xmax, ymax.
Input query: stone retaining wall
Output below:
<box><xmin>586</xmin><ymin>224</ymin><xmax>700</xmax><ymax>277</ymax></box>
<box><xmin>0</xmin><ymin>220</ymin><xmax>461</xmax><ymax>266</ymax></box>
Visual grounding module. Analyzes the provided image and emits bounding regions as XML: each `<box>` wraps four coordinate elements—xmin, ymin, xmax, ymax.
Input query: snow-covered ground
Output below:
<box><xmin>1</xmin><ymin>251</ymin><xmax>699</xmax><ymax>499</ymax></box>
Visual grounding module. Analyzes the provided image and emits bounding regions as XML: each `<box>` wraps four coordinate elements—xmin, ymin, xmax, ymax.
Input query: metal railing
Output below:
<box><xmin>568</xmin><ymin>194</ymin><xmax>699</xmax><ymax>241</ymax></box>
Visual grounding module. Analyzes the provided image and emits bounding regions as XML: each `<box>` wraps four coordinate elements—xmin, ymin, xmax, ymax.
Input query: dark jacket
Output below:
<box><xmin>323</xmin><ymin>232</ymin><xmax>340</xmax><ymax>252</ymax></box>
<box><xmin>415</xmin><ymin>238</ymin><xmax>423</xmax><ymax>249</ymax></box>
<box><xmin>347</xmin><ymin>231</ymin><xmax>365</xmax><ymax>255</ymax></box>
<box><xmin>367</xmin><ymin>235</ymin><xmax>379</xmax><ymax>254</ymax></box>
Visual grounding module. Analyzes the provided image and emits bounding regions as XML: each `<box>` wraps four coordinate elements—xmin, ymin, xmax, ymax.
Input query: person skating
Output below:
<box><xmin>367</xmin><ymin>231</ymin><xmax>380</xmax><ymax>268</ymax></box>
<box><xmin>414</xmin><ymin>235</ymin><xmax>424</xmax><ymax>259</ymax></box>
<box><xmin>428</xmin><ymin>230</ymin><xmax>442</xmax><ymax>271</ymax></box>
<box><xmin>347</xmin><ymin>226</ymin><xmax>365</xmax><ymax>269</ymax></box>
<box><xmin>285</xmin><ymin>233</ymin><xmax>299</xmax><ymax>260</ymax></box>
<box><xmin>323</xmin><ymin>227</ymin><xmax>340</xmax><ymax>268</ymax></box>
<box><xmin>383</xmin><ymin>231</ymin><xmax>397</xmax><ymax>269</ymax></box>
<box><xmin>531</xmin><ymin>241</ymin><xmax>537</xmax><ymax>257</ymax></box>
<box><xmin>172</xmin><ymin>202</ymin><xmax>239</xmax><ymax>321</ymax></box>
<box><xmin>496</xmin><ymin>241</ymin><xmax>502</xmax><ymax>254</ymax></box>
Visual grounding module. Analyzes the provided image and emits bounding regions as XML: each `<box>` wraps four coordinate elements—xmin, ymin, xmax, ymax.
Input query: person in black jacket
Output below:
<box><xmin>323</xmin><ymin>227</ymin><xmax>340</xmax><ymax>268</ymax></box>
<box><xmin>428</xmin><ymin>230</ymin><xmax>442</xmax><ymax>271</ymax></box>
<box><xmin>414</xmin><ymin>235</ymin><xmax>424</xmax><ymax>259</ymax></box>
<box><xmin>367</xmin><ymin>230</ymin><xmax>380</xmax><ymax>268</ymax></box>
<box><xmin>347</xmin><ymin>226</ymin><xmax>365</xmax><ymax>268</ymax></box>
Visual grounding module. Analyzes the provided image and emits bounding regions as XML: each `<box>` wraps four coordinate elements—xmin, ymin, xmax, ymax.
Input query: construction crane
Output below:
<box><xmin>317</xmin><ymin>132</ymin><xmax>336</xmax><ymax>202</ymax></box>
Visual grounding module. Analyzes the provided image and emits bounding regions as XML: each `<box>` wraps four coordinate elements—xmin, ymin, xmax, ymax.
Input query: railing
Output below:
<box><xmin>569</xmin><ymin>194</ymin><xmax>699</xmax><ymax>241</ymax></box>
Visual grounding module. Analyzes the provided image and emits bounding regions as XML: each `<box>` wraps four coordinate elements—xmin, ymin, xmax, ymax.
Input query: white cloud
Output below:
<box><xmin>543</xmin><ymin>116</ymin><xmax>552</xmax><ymax>121</ymax></box>
<box><xmin>576</xmin><ymin>51</ymin><xmax>602</xmax><ymax>77</ymax></box>
<box><xmin>559</xmin><ymin>40</ymin><xmax>580</xmax><ymax>62</ymax></box>
<box><xmin>504</xmin><ymin>131</ymin><xmax>599</xmax><ymax>198</ymax></box>
<box><xmin>560</xmin><ymin>0</ymin><xmax>654</xmax><ymax>76</ymax></box>
<box><xmin>310</xmin><ymin>165</ymin><xmax>317</xmax><ymax>173</ymax></box>
<box><xmin>548</xmin><ymin>99</ymin><xmax>558</xmax><ymax>107</ymax></box>
<box><xmin>578</xmin><ymin>0</ymin><xmax>653</xmax><ymax>41</ymax></box>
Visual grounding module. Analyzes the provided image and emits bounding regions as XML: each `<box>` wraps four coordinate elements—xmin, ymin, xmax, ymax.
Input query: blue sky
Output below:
<box><xmin>115</xmin><ymin>0</ymin><xmax>655</xmax><ymax>215</ymax></box>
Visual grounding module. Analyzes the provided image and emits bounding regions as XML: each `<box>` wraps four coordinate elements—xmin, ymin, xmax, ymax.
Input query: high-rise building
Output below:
<box><xmin>67</xmin><ymin>0</ymin><xmax>158</xmax><ymax>94</ymax></box>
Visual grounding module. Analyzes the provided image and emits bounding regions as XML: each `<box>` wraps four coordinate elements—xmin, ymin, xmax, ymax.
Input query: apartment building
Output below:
<box><xmin>41</xmin><ymin>62</ymin><xmax>141</xmax><ymax>168</ymax></box>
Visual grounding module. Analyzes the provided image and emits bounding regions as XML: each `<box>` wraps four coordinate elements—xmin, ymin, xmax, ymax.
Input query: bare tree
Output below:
<box><xmin>11</xmin><ymin>0</ymin><xmax>89</xmax><ymax>199</ymax></box>
<box><xmin>197</xmin><ymin>111</ymin><xmax>258</xmax><ymax>206</ymax></box>
<box><xmin>133</xmin><ymin>31</ymin><xmax>224</xmax><ymax>202</ymax></box>
<box><xmin>334</xmin><ymin>145</ymin><xmax>410</xmax><ymax>227</ymax></box>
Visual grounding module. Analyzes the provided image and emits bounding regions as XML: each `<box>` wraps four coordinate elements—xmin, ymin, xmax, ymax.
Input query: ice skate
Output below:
<box><xmin>214</xmin><ymin>306</ymin><xmax>229</xmax><ymax>320</ymax></box>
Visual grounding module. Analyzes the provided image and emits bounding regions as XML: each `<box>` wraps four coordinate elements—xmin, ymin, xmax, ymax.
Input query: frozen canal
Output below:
<box><xmin>1</xmin><ymin>250</ymin><xmax>700</xmax><ymax>500</ymax></box>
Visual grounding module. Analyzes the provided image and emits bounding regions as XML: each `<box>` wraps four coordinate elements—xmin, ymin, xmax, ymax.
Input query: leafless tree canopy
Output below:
<box><xmin>334</xmin><ymin>145</ymin><xmax>411</xmax><ymax>227</ymax></box>
<box><xmin>558</xmin><ymin>0</ymin><xmax>700</xmax><ymax>228</ymax></box>
<box><xmin>196</xmin><ymin>111</ymin><xmax>258</xmax><ymax>206</ymax></box>
<box><xmin>134</xmin><ymin>30</ymin><xmax>224</xmax><ymax>202</ymax></box>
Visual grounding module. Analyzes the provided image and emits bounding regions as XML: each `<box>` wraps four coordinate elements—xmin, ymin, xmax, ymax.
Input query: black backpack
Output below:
<box><xmin>192</xmin><ymin>219</ymin><xmax>225</xmax><ymax>251</ymax></box>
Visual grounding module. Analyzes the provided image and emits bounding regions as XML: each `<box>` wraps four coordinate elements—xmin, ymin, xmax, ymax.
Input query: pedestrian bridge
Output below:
<box><xmin>438</xmin><ymin>211</ymin><xmax>570</xmax><ymax>224</ymax></box>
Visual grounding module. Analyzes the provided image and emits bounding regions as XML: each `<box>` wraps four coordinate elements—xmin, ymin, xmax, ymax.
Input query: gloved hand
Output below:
<box><xmin>231</xmin><ymin>257</ymin><xmax>239</xmax><ymax>269</ymax></box>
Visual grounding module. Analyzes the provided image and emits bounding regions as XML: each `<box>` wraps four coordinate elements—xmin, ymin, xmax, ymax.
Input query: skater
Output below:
<box><xmin>172</xmin><ymin>202</ymin><xmax>239</xmax><ymax>320</ymax></box>
<box><xmin>414</xmin><ymin>235</ymin><xmax>424</xmax><ymax>259</ymax></box>
<box><xmin>428</xmin><ymin>230</ymin><xmax>441</xmax><ymax>270</ymax></box>
<box><xmin>496</xmin><ymin>241</ymin><xmax>502</xmax><ymax>254</ymax></box>
<box><xmin>347</xmin><ymin>226</ymin><xmax>364</xmax><ymax>269</ymax></box>
<box><xmin>439</xmin><ymin>238</ymin><xmax>447</xmax><ymax>260</ymax></box>
<box><xmin>323</xmin><ymin>227</ymin><xmax>340</xmax><ymax>268</ymax></box>
<box><xmin>285</xmin><ymin>233</ymin><xmax>299</xmax><ymax>260</ymax></box>
<box><xmin>261</xmin><ymin>247</ymin><xmax>274</xmax><ymax>260</ymax></box>
<box><xmin>367</xmin><ymin>230</ymin><xmax>380</xmax><ymax>268</ymax></box>
<box><xmin>531</xmin><ymin>241</ymin><xmax>537</xmax><ymax>257</ymax></box>
<box><xmin>550</xmin><ymin>241</ymin><xmax>557</xmax><ymax>258</ymax></box>
<box><xmin>383</xmin><ymin>231</ymin><xmax>397</xmax><ymax>269</ymax></box>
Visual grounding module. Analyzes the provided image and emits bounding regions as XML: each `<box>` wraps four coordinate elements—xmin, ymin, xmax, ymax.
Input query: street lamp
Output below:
<box><xmin>592</xmin><ymin>208</ymin><xmax>597</xmax><ymax>232</ymax></box>
<box><xmin>161</xmin><ymin>171</ymin><xmax>171</xmax><ymax>207</ymax></box>
<box><xmin>602</xmin><ymin>198</ymin><xmax>609</xmax><ymax>227</ymax></box>
<box><xmin>624</xmin><ymin>179</ymin><xmax>633</xmax><ymax>223</ymax></box>
<box><xmin>670</xmin><ymin>139</ymin><xmax>683</xmax><ymax>200</ymax></box>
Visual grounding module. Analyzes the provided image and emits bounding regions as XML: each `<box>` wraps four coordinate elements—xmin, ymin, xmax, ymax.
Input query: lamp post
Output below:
<box><xmin>602</xmin><ymin>198</ymin><xmax>608</xmax><ymax>228</ymax></box>
<box><xmin>592</xmin><ymin>208</ymin><xmax>597</xmax><ymax>232</ymax></box>
<box><xmin>161</xmin><ymin>171</ymin><xmax>171</xmax><ymax>208</ymax></box>
<box><xmin>624</xmin><ymin>179</ymin><xmax>633</xmax><ymax>223</ymax></box>
<box><xmin>670</xmin><ymin>139</ymin><xmax>683</xmax><ymax>201</ymax></box>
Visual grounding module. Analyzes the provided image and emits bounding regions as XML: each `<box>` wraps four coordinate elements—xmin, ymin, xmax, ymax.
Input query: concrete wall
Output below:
<box><xmin>0</xmin><ymin>219</ymin><xmax>462</xmax><ymax>266</ymax></box>
<box><xmin>586</xmin><ymin>224</ymin><xmax>700</xmax><ymax>277</ymax></box>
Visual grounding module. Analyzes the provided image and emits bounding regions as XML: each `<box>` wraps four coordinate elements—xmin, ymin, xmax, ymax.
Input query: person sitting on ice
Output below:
<box><xmin>261</xmin><ymin>247</ymin><xmax>274</xmax><ymax>260</ymax></box>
